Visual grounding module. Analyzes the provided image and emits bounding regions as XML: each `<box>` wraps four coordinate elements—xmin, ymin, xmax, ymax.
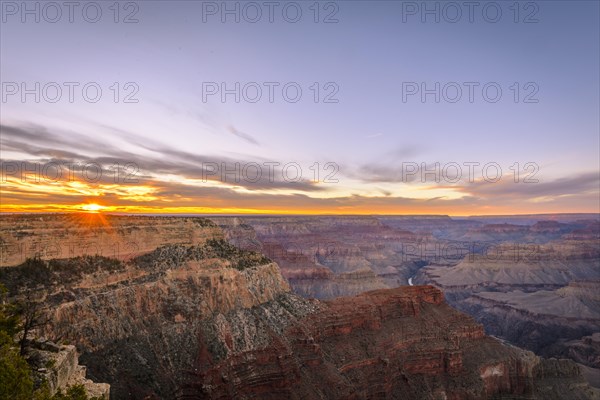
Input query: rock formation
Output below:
<box><xmin>1</xmin><ymin>214</ymin><xmax>598</xmax><ymax>399</ymax></box>
<box><xmin>26</xmin><ymin>339</ymin><xmax>110</xmax><ymax>399</ymax></box>
<box><xmin>415</xmin><ymin>234</ymin><xmax>600</xmax><ymax>388</ymax></box>
<box><xmin>0</xmin><ymin>213</ymin><xmax>222</xmax><ymax>267</ymax></box>
<box><xmin>211</xmin><ymin>216</ymin><xmax>439</xmax><ymax>299</ymax></box>
<box><xmin>213</xmin><ymin>215</ymin><xmax>600</xmax><ymax>390</ymax></box>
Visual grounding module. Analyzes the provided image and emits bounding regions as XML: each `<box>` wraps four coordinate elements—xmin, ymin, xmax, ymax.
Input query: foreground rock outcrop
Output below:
<box><xmin>26</xmin><ymin>339</ymin><xmax>110</xmax><ymax>399</ymax></box>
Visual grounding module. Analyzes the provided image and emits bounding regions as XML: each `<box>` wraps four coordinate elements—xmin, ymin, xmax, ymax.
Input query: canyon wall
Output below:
<box><xmin>0</xmin><ymin>213</ymin><xmax>222</xmax><ymax>267</ymax></box>
<box><xmin>211</xmin><ymin>216</ymin><xmax>440</xmax><ymax>299</ymax></box>
<box><xmin>213</xmin><ymin>215</ymin><xmax>600</xmax><ymax>389</ymax></box>
<box><xmin>1</xmin><ymin>215</ymin><xmax>598</xmax><ymax>399</ymax></box>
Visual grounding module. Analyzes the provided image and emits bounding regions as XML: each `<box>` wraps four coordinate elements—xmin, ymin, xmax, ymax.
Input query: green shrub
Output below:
<box><xmin>0</xmin><ymin>341</ymin><xmax>34</xmax><ymax>400</ymax></box>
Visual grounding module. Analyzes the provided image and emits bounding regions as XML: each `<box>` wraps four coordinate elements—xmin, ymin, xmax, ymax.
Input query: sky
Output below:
<box><xmin>1</xmin><ymin>0</ymin><xmax>599</xmax><ymax>215</ymax></box>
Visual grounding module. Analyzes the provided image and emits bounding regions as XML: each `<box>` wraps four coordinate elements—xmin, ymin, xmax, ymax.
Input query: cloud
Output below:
<box><xmin>0</xmin><ymin>122</ymin><xmax>319</xmax><ymax>193</ymax></box>
<box><xmin>227</xmin><ymin>125</ymin><xmax>260</xmax><ymax>145</ymax></box>
<box><xmin>2</xmin><ymin>122</ymin><xmax>598</xmax><ymax>215</ymax></box>
<box><xmin>454</xmin><ymin>172</ymin><xmax>600</xmax><ymax>199</ymax></box>
<box><xmin>345</xmin><ymin>161</ymin><xmax>441</xmax><ymax>184</ymax></box>
<box><xmin>149</xmin><ymin>102</ymin><xmax>261</xmax><ymax>146</ymax></box>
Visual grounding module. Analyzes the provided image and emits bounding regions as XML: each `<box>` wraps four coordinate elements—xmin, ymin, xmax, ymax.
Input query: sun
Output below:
<box><xmin>81</xmin><ymin>203</ymin><xmax>106</xmax><ymax>213</ymax></box>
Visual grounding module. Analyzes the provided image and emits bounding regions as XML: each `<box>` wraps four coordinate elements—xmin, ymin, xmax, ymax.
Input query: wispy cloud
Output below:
<box><xmin>0</xmin><ymin>123</ymin><xmax>315</xmax><ymax>192</ymax></box>
<box><xmin>227</xmin><ymin>125</ymin><xmax>260</xmax><ymax>145</ymax></box>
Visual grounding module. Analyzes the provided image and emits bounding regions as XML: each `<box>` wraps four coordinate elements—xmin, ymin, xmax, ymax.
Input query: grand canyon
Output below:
<box><xmin>2</xmin><ymin>1</ymin><xmax>598</xmax><ymax>398</ymax></box>
<box><xmin>0</xmin><ymin>213</ymin><xmax>598</xmax><ymax>399</ymax></box>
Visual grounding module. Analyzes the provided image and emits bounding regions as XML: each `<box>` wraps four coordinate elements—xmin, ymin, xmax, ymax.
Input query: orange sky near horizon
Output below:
<box><xmin>1</xmin><ymin>151</ymin><xmax>599</xmax><ymax>216</ymax></box>
<box><xmin>1</xmin><ymin>197</ymin><xmax>597</xmax><ymax>218</ymax></box>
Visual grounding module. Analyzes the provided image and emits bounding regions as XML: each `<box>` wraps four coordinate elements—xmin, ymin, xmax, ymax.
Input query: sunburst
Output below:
<box><xmin>81</xmin><ymin>203</ymin><xmax>106</xmax><ymax>213</ymax></box>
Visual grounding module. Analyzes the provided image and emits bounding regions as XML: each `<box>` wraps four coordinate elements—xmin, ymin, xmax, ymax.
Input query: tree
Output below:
<box><xmin>15</xmin><ymin>290</ymin><xmax>51</xmax><ymax>356</ymax></box>
<box><xmin>0</xmin><ymin>340</ymin><xmax>34</xmax><ymax>400</ymax></box>
<box><xmin>0</xmin><ymin>283</ymin><xmax>34</xmax><ymax>399</ymax></box>
<box><xmin>0</xmin><ymin>283</ymin><xmax>21</xmax><ymax>341</ymax></box>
